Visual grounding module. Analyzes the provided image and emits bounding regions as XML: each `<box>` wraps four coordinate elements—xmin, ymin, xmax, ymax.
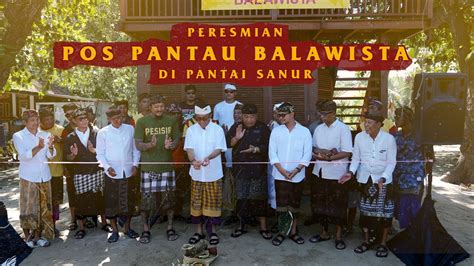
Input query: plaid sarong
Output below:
<box><xmin>73</xmin><ymin>171</ymin><xmax>104</xmax><ymax>195</ymax></box>
<box><xmin>190</xmin><ymin>179</ymin><xmax>223</xmax><ymax>218</ymax></box>
<box><xmin>141</xmin><ymin>171</ymin><xmax>176</xmax><ymax>194</ymax></box>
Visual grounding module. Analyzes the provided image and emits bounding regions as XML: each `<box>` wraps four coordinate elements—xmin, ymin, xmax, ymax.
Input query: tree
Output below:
<box><xmin>0</xmin><ymin>0</ymin><xmax>47</xmax><ymax>91</ymax></box>
<box><xmin>402</xmin><ymin>0</ymin><xmax>473</xmax><ymax>184</ymax></box>
<box><xmin>1</xmin><ymin>0</ymin><xmax>137</xmax><ymax>111</ymax></box>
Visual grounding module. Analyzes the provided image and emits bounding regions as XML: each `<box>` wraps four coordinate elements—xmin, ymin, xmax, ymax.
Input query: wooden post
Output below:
<box><xmin>11</xmin><ymin>93</ymin><xmax>16</xmax><ymax>118</ymax></box>
<box><xmin>305</xmin><ymin>69</ymin><xmax>318</xmax><ymax>124</ymax></box>
<box><xmin>263</xmin><ymin>87</ymin><xmax>272</xmax><ymax>123</ymax></box>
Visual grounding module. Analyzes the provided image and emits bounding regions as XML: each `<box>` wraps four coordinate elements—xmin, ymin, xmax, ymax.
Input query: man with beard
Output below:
<box><xmin>134</xmin><ymin>95</ymin><xmax>180</xmax><ymax>243</ymax></box>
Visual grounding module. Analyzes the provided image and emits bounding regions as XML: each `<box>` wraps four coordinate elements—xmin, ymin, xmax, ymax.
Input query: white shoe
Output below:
<box><xmin>26</xmin><ymin>240</ymin><xmax>37</xmax><ymax>248</ymax></box>
<box><xmin>36</xmin><ymin>238</ymin><xmax>50</xmax><ymax>247</ymax></box>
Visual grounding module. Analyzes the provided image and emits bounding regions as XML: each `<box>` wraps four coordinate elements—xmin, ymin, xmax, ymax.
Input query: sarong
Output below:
<box><xmin>19</xmin><ymin>179</ymin><xmax>54</xmax><ymax>241</ymax></box>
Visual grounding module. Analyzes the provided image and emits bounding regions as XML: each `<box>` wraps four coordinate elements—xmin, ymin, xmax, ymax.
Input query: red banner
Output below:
<box><xmin>54</xmin><ymin>23</ymin><xmax>412</xmax><ymax>86</ymax></box>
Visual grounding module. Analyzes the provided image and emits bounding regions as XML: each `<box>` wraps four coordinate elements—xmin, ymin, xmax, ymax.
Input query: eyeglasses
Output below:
<box><xmin>277</xmin><ymin>113</ymin><xmax>289</xmax><ymax>118</ymax></box>
<box><xmin>224</xmin><ymin>90</ymin><xmax>235</xmax><ymax>94</ymax></box>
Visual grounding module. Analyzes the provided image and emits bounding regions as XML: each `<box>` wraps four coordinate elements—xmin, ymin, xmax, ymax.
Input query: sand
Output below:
<box><xmin>1</xmin><ymin>145</ymin><xmax>472</xmax><ymax>265</ymax></box>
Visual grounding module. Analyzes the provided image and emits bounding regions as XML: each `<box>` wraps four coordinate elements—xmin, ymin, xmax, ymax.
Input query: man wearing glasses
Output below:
<box><xmin>64</xmin><ymin>108</ymin><xmax>105</xmax><ymax>240</ymax></box>
<box><xmin>268</xmin><ymin>102</ymin><xmax>312</xmax><ymax>246</ymax></box>
<box><xmin>184</xmin><ymin>105</ymin><xmax>227</xmax><ymax>246</ymax></box>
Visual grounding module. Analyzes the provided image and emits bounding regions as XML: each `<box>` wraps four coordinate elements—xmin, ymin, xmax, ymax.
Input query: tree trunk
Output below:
<box><xmin>439</xmin><ymin>1</ymin><xmax>474</xmax><ymax>185</ymax></box>
<box><xmin>0</xmin><ymin>0</ymin><xmax>47</xmax><ymax>91</ymax></box>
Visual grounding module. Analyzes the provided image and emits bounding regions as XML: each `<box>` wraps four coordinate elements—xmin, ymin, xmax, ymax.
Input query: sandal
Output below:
<box><xmin>209</xmin><ymin>233</ymin><xmax>219</xmax><ymax>245</ymax></box>
<box><xmin>289</xmin><ymin>234</ymin><xmax>305</xmax><ymax>245</ymax></box>
<box><xmin>335</xmin><ymin>239</ymin><xmax>346</xmax><ymax>250</ymax></box>
<box><xmin>354</xmin><ymin>242</ymin><xmax>371</xmax><ymax>254</ymax></box>
<box><xmin>68</xmin><ymin>222</ymin><xmax>78</xmax><ymax>231</ymax></box>
<box><xmin>259</xmin><ymin>230</ymin><xmax>273</xmax><ymax>240</ymax></box>
<box><xmin>309</xmin><ymin>234</ymin><xmax>331</xmax><ymax>243</ymax></box>
<box><xmin>139</xmin><ymin>231</ymin><xmax>151</xmax><ymax>244</ymax></box>
<box><xmin>188</xmin><ymin>233</ymin><xmax>205</xmax><ymax>244</ymax></box>
<box><xmin>101</xmin><ymin>224</ymin><xmax>113</xmax><ymax>233</ymax></box>
<box><xmin>124</xmin><ymin>229</ymin><xmax>139</xmax><ymax>239</ymax></box>
<box><xmin>166</xmin><ymin>229</ymin><xmax>179</xmax><ymax>241</ymax></box>
<box><xmin>74</xmin><ymin>229</ymin><xmax>86</xmax><ymax>239</ymax></box>
<box><xmin>376</xmin><ymin>245</ymin><xmax>389</xmax><ymax>258</ymax></box>
<box><xmin>231</xmin><ymin>229</ymin><xmax>247</xmax><ymax>238</ymax></box>
<box><xmin>107</xmin><ymin>232</ymin><xmax>119</xmax><ymax>243</ymax></box>
<box><xmin>36</xmin><ymin>238</ymin><xmax>51</xmax><ymax>247</ymax></box>
<box><xmin>272</xmin><ymin>234</ymin><xmax>285</xmax><ymax>246</ymax></box>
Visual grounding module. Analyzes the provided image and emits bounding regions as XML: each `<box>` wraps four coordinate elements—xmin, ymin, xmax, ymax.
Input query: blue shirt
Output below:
<box><xmin>394</xmin><ymin>131</ymin><xmax>425</xmax><ymax>193</ymax></box>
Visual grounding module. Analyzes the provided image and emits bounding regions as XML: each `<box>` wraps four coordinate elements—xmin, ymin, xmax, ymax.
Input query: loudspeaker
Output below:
<box><xmin>412</xmin><ymin>73</ymin><xmax>467</xmax><ymax>145</ymax></box>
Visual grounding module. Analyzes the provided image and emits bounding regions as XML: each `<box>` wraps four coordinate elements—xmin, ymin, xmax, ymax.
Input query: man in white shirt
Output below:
<box><xmin>309</xmin><ymin>100</ymin><xmax>352</xmax><ymax>250</ymax></box>
<box><xmin>184</xmin><ymin>105</ymin><xmax>227</xmax><ymax>246</ymax></box>
<box><xmin>268</xmin><ymin>102</ymin><xmax>312</xmax><ymax>246</ymax></box>
<box><xmin>96</xmin><ymin>106</ymin><xmax>141</xmax><ymax>243</ymax></box>
<box><xmin>13</xmin><ymin>109</ymin><xmax>56</xmax><ymax>247</ymax></box>
<box><xmin>340</xmin><ymin>111</ymin><xmax>397</xmax><ymax>258</ymax></box>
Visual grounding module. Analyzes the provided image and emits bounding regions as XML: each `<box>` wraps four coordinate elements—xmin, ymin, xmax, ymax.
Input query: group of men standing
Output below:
<box><xmin>12</xmin><ymin>84</ymin><xmax>426</xmax><ymax>259</ymax></box>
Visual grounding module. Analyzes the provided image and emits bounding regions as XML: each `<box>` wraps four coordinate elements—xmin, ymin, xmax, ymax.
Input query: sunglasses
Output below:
<box><xmin>320</xmin><ymin>111</ymin><xmax>334</xmax><ymax>116</ymax></box>
<box><xmin>224</xmin><ymin>90</ymin><xmax>235</xmax><ymax>94</ymax></box>
<box><xmin>195</xmin><ymin>116</ymin><xmax>210</xmax><ymax>121</ymax></box>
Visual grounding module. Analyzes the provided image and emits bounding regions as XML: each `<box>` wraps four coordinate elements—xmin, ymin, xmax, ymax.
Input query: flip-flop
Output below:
<box><xmin>139</xmin><ymin>231</ymin><xmax>151</xmax><ymax>244</ymax></box>
<box><xmin>309</xmin><ymin>234</ymin><xmax>331</xmax><ymax>243</ymax></box>
<box><xmin>125</xmin><ymin>229</ymin><xmax>139</xmax><ymax>239</ymax></box>
<box><xmin>74</xmin><ymin>229</ymin><xmax>86</xmax><ymax>239</ymax></box>
<box><xmin>209</xmin><ymin>233</ymin><xmax>220</xmax><ymax>245</ymax></box>
<box><xmin>272</xmin><ymin>234</ymin><xmax>285</xmax><ymax>246</ymax></box>
<box><xmin>230</xmin><ymin>229</ymin><xmax>247</xmax><ymax>238</ymax></box>
<box><xmin>259</xmin><ymin>230</ymin><xmax>273</xmax><ymax>240</ymax></box>
<box><xmin>376</xmin><ymin>245</ymin><xmax>389</xmax><ymax>258</ymax></box>
<box><xmin>335</xmin><ymin>239</ymin><xmax>346</xmax><ymax>250</ymax></box>
<box><xmin>166</xmin><ymin>229</ymin><xmax>179</xmax><ymax>241</ymax></box>
<box><xmin>289</xmin><ymin>234</ymin><xmax>305</xmax><ymax>245</ymax></box>
<box><xmin>189</xmin><ymin>233</ymin><xmax>205</xmax><ymax>244</ymax></box>
<box><xmin>354</xmin><ymin>242</ymin><xmax>371</xmax><ymax>254</ymax></box>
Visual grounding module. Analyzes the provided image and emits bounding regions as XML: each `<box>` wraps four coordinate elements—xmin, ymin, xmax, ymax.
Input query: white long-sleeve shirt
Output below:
<box><xmin>312</xmin><ymin>119</ymin><xmax>353</xmax><ymax>180</ymax></box>
<box><xmin>12</xmin><ymin>127</ymin><xmax>56</xmax><ymax>183</ymax></box>
<box><xmin>349</xmin><ymin>130</ymin><xmax>397</xmax><ymax>184</ymax></box>
<box><xmin>184</xmin><ymin>122</ymin><xmax>227</xmax><ymax>182</ymax></box>
<box><xmin>96</xmin><ymin>124</ymin><xmax>140</xmax><ymax>179</ymax></box>
<box><xmin>269</xmin><ymin>123</ymin><xmax>313</xmax><ymax>183</ymax></box>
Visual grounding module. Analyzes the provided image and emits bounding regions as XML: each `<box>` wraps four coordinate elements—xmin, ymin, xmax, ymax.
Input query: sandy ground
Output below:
<box><xmin>1</xmin><ymin>145</ymin><xmax>472</xmax><ymax>265</ymax></box>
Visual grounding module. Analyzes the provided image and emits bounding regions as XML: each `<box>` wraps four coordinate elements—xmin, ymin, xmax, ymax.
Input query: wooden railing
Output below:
<box><xmin>120</xmin><ymin>0</ymin><xmax>433</xmax><ymax>22</ymax></box>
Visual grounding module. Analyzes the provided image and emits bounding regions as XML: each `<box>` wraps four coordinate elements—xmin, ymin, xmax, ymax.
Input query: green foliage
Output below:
<box><xmin>401</xmin><ymin>0</ymin><xmax>473</xmax><ymax>73</ymax></box>
<box><xmin>4</xmin><ymin>0</ymin><xmax>137</xmax><ymax>112</ymax></box>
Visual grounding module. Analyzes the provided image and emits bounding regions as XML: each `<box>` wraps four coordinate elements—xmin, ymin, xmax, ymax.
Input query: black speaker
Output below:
<box><xmin>412</xmin><ymin>73</ymin><xmax>467</xmax><ymax>145</ymax></box>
